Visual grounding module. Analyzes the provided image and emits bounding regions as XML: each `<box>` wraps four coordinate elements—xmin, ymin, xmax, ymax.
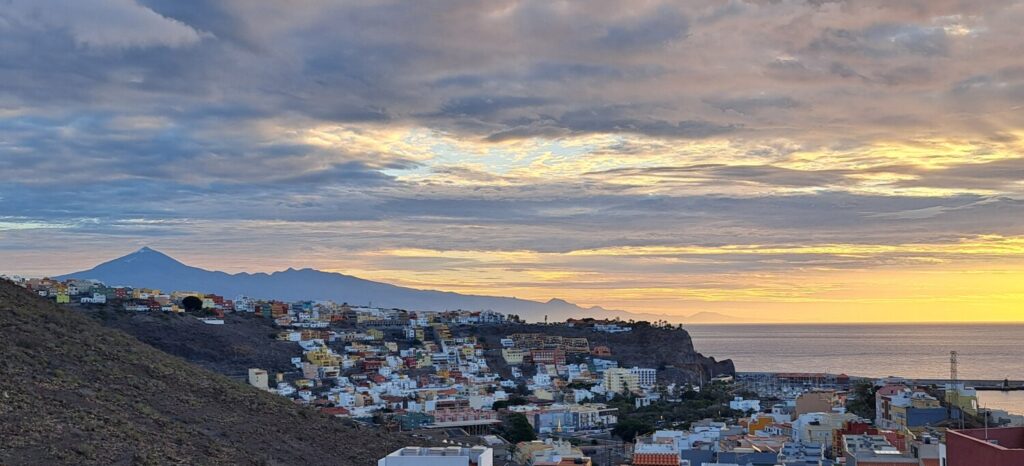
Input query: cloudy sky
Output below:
<box><xmin>2</xmin><ymin>0</ymin><xmax>1023</xmax><ymax>322</ymax></box>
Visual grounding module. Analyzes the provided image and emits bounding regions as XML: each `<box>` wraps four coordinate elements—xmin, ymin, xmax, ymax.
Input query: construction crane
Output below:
<box><xmin>950</xmin><ymin>351</ymin><xmax>964</xmax><ymax>429</ymax></box>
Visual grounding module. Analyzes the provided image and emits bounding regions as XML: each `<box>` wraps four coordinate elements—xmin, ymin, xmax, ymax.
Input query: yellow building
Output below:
<box><xmin>55</xmin><ymin>293</ymin><xmax>70</xmax><ymax>304</ymax></box>
<box><xmin>432</xmin><ymin>323</ymin><xmax>452</xmax><ymax>340</ymax></box>
<box><xmin>563</xmin><ymin>337</ymin><xmax>591</xmax><ymax>353</ymax></box>
<box><xmin>132</xmin><ymin>288</ymin><xmax>161</xmax><ymax>299</ymax></box>
<box><xmin>306</xmin><ymin>346</ymin><xmax>341</xmax><ymax>366</ymax></box>
<box><xmin>355</xmin><ymin>313</ymin><xmax>376</xmax><ymax>323</ymax></box>
<box><xmin>603</xmin><ymin>368</ymin><xmax>638</xmax><ymax>394</ymax></box>
<box><xmin>890</xmin><ymin>393</ymin><xmax>943</xmax><ymax>431</ymax></box>
<box><xmin>945</xmin><ymin>383</ymin><xmax>979</xmax><ymax>416</ymax></box>
<box><xmin>366</xmin><ymin>329</ymin><xmax>384</xmax><ymax>340</ymax></box>
<box><xmin>502</xmin><ymin>348</ymin><xmax>526</xmax><ymax>365</ymax></box>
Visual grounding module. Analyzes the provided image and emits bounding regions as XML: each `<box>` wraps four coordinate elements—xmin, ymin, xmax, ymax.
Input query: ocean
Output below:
<box><xmin>686</xmin><ymin>323</ymin><xmax>1024</xmax><ymax>414</ymax></box>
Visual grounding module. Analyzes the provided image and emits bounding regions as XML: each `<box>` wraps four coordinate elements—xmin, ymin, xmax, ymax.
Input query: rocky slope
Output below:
<box><xmin>0</xmin><ymin>280</ymin><xmax>415</xmax><ymax>465</ymax></box>
<box><xmin>83</xmin><ymin>308</ymin><xmax>300</xmax><ymax>376</ymax></box>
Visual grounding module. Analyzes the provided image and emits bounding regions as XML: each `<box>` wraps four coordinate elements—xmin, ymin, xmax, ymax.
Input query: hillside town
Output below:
<box><xmin>9</xmin><ymin>275</ymin><xmax>1024</xmax><ymax>466</ymax></box>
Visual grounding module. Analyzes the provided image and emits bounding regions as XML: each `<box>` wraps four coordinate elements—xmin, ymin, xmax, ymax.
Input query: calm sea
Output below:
<box><xmin>686</xmin><ymin>323</ymin><xmax>1024</xmax><ymax>414</ymax></box>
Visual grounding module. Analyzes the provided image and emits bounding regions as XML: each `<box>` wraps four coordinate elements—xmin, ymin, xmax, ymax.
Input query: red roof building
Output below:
<box><xmin>632</xmin><ymin>452</ymin><xmax>679</xmax><ymax>465</ymax></box>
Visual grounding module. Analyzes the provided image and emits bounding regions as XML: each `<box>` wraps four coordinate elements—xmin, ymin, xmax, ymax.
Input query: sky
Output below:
<box><xmin>1</xmin><ymin>0</ymin><xmax>1023</xmax><ymax>323</ymax></box>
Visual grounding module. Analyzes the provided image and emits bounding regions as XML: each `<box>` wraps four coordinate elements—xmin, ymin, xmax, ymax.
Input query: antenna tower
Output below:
<box><xmin>950</xmin><ymin>350</ymin><xmax>964</xmax><ymax>429</ymax></box>
<box><xmin>950</xmin><ymin>351</ymin><xmax>959</xmax><ymax>383</ymax></box>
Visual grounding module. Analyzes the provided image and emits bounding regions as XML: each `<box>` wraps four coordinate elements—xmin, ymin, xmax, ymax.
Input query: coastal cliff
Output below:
<box><xmin>465</xmin><ymin>322</ymin><xmax>735</xmax><ymax>385</ymax></box>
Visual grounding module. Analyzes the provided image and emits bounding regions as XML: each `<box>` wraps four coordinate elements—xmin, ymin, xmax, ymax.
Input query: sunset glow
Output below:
<box><xmin>2</xmin><ymin>1</ymin><xmax>1023</xmax><ymax>322</ymax></box>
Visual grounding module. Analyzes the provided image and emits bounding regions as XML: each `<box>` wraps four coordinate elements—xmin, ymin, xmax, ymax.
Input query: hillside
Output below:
<box><xmin>464</xmin><ymin>322</ymin><xmax>735</xmax><ymax>385</ymax></box>
<box><xmin>85</xmin><ymin>307</ymin><xmax>734</xmax><ymax>386</ymax></box>
<box><xmin>57</xmin><ymin>247</ymin><xmax>738</xmax><ymax>323</ymax></box>
<box><xmin>0</xmin><ymin>280</ymin><xmax>415</xmax><ymax>465</ymax></box>
<box><xmin>84</xmin><ymin>308</ymin><xmax>300</xmax><ymax>376</ymax></box>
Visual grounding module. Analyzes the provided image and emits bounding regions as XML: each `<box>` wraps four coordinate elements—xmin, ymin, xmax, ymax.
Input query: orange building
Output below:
<box><xmin>530</xmin><ymin>348</ymin><xmax>567</xmax><ymax>365</ymax></box>
<box><xmin>745</xmin><ymin>414</ymin><xmax>775</xmax><ymax>435</ymax></box>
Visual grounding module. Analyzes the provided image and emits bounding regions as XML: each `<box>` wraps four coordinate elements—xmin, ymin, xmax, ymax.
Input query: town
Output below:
<box><xmin>11</xmin><ymin>275</ymin><xmax>1024</xmax><ymax>466</ymax></box>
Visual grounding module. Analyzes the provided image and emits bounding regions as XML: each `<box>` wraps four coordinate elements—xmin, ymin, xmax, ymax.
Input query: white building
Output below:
<box><xmin>378</xmin><ymin>446</ymin><xmax>493</xmax><ymax>466</ymax></box>
<box><xmin>573</xmin><ymin>389</ymin><xmax>595</xmax><ymax>403</ymax></box>
<box><xmin>730</xmin><ymin>397</ymin><xmax>761</xmax><ymax>413</ymax></box>
<box><xmin>248</xmin><ymin>368</ymin><xmax>269</xmax><ymax>391</ymax></box>
<box><xmin>652</xmin><ymin>425</ymin><xmax>727</xmax><ymax>451</ymax></box>
<box><xmin>274</xmin><ymin>383</ymin><xmax>296</xmax><ymax>397</ymax></box>
<box><xmin>532</xmin><ymin>373</ymin><xmax>552</xmax><ymax>387</ymax></box>
<box><xmin>792</xmin><ymin>412</ymin><xmax>857</xmax><ymax>443</ymax></box>
<box><xmin>778</xmin><ymin>441</ymin><xmax>824</xmax><ymax>466</ymax></box>
<box><xmin>80</xmin><ymin>293</ymin><xmax>107</xmax><ymax>304</ymax></box>
<box><xmin>630</xmin><ymin>367</ymin><xmax>657</xmax><ymax>388</ymax></box>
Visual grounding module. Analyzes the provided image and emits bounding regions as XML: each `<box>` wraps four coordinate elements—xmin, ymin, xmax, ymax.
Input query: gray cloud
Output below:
<box><xmin>4</xmin><ymin>0</ymin><xmax>205</xmax><ymax>49</ymax></box>
<box><xmin>435</xmin><ymin>96</ymin><xmax>551</xmax><ymax>118</ymax></box>
<box><xmin>893</xmin><ymin>158</ymin><xmax>1024</xmax><ymax>191</ymax></box>
<box><xmin>598</xmin><ymin>6</ymin><xmax>690</xmax><ymax>50</ymax></box>
<box><xmin>560</xmin><ymin>107</ymin><xmax>740</xmax><ymax>139</ymax></box>
<box><xmin>3</xmin><ymin>0</ymin><xmax>1024</xmax><ymax>284</ymax></box>
<box><xmin>704</xmin><ymin>95</ymin><xmax>801</xmax><ymax>115</ymax></box>
<box><xmin>809</xmin><ymin>24</ymin><xmax>950</xmax><ymax>58</ymax></box>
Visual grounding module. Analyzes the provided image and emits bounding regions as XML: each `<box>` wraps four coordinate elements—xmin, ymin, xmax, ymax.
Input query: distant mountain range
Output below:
<box><xmin>57</xmin><ymin>247</ymin><xmax>739</xmax><ymax>323</ymax></box>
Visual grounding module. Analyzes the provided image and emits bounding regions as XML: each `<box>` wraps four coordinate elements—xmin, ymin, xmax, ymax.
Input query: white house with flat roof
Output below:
<box><xmin>378</xmin><ymin>446</ymin><xmax>492</xmax><ymax>466</ymax></box>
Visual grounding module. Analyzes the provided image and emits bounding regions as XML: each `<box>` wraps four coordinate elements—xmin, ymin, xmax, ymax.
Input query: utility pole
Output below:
<box><xmin>985</xmin><ymin>405</ymin><xmax>989</xmax><ymax>440</ymax></box>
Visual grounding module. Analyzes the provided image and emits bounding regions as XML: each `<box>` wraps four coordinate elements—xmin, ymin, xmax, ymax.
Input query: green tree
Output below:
<box><xmin>182</xmin><ymin>296</ymin><xmax>203</xmax><ymax>313</ymax></box>
<box><xmin>848</xmin><ymin>381</ymin><xmax>878</xmax><ymax>420</ymax></box>
<box><xmin>611</xmin><ymin>418</ymin><xmax>653</xmax><ymax>443</ymax></box>
<box><xmin>503</xmin><ymin>413</ymin><xmax>537</xmax><ymax>443</ymax></box>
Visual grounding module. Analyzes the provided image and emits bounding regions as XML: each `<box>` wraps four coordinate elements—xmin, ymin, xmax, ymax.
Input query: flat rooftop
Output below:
<box><xmin>388</xmin><ymin>446</ymin><xmax>491</xmax><ymax>458</ymax></box>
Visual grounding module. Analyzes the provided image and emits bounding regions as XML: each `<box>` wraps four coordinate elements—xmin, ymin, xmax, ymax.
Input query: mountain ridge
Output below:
<box><xmin>56</xmin><ymin>247</ymin><xmax>740</xmax><ymax>323</ymax></box>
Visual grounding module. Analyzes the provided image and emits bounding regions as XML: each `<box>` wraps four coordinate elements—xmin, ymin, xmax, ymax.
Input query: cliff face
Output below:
<box><xmin>0</xmin><ymin>281</ymin><xmax>414</xmax><ymax>466</ymax></box>
<box><xmin>466</xmin><ymin>323</ymin><xmax>735</xmax><ymax>385</ymax></box>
